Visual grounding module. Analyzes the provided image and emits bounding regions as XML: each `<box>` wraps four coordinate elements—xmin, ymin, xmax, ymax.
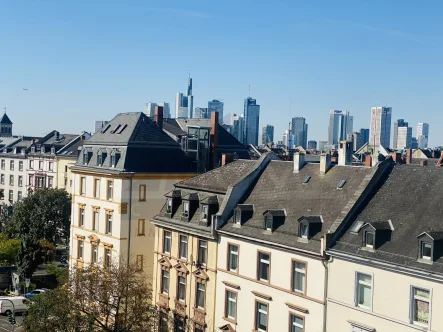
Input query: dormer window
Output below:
<box><xmin>51</xmin><ymin>147</ymin><xmax>55</xmax><ymax>154</ymax></box>
<box><xmin>421</xmin><ymin>242</ymin><xmax>432</xmax><ymax>261</ymax></box>
<box><xmin>234</xmin><ymin>209</ymin><xmax>241</xmax><ymax>225</ymax></box>
<box><xmin>298</xmin><ymin>216</ymin><xmax>323</xmax><ymax>240</ymax></box>
<box><xmin>110</xmin><ymin>152</ymin><xmax>120</xmax><ymax>168</ymax></box>
<box><xmin>41</xmin><ymin>146</ymin><xmax>45</xmax><ymax>154</ymax></box>
<box><xmin>166</xmin><ymin>198</ymin><xmax>172</xmax><ymax>214</ymax></box>
<box><xmin>201</xmin><ymin>205</ymin><xmax>208</xmax><ymax>221</ymax></box>
<box><xmin>83</xmin><ymin>150</ymin><xmax>89</xmax><ymax>165</ymax></box>
<box><xmin>183</xmin><ymin>201</ymin><xmax>189</xmax><ymax>217</ymax></box>
<box><xmin>359</xmin><ymin>221</ymin><xmax>394</xmax><ymax>250</ymax></box>
<box><xmin>265</xmin><ymin>215</ymin><xmax>273</xmax><ymax>231</ymax></box>
<box><xmin>300</xmin><ymin>223</ymin><xmax>308</xmax><ymax>239</ymax></box>
<box><xmin>364</xmin><ymin>231</ymin><xmax>375</xmax><ymax>248</ymax></box>
<box><xmin>31</xmin><ymin>146</ymin><xmax>36</xmax><ymax>153</ymax></box>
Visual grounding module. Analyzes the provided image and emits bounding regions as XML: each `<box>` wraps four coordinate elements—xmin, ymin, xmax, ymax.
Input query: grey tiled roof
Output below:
<box><xmin>176</xmin><ymin>159</ymin><xmax>260</xmax><ymax>193</ymax></box>
<box><xmin>0</xmin><ymin>114</ymin><xmax>12</xmax><ymax>124</ymax></box>
<box><xmin>331</xmin><ymin>164</ymin><xmax>443</xmax><ymax>274</ymax></box>
<box><xmin>220</xmin><ymin>161</ymin><xmax>374</xmax><ymax>254</ymax></box>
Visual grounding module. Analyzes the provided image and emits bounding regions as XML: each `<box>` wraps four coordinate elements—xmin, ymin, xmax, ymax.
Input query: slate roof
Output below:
<box><xmin>0</xmin><ymin>113</ymin><xmax>12</xmax><ymax>124</ymax></box>
<box><xmin>220</xmin><ymin>161</ymin><xmax>374</xmax><ymax>254</ymax></box>
<box><xmin>331</xmin><ymin>164</ymin><xmax>443</xmax><ymax>275</ymax></box>
<box><xmin>175</xmin><ymin>159</ymin><xmax>260</xmax><ymax>193</ymax></box>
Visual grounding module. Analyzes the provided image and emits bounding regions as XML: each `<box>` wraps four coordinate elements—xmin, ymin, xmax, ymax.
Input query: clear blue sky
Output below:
<box><xmin>1</xmin><ymin>0</ymin><xmax>443</xmax><ymax>146</ymax></box>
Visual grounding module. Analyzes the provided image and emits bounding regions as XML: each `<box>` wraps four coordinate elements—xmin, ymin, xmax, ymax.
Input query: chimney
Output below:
<box><xmin>293</xmin><ymin>152</ymin><xmax>305</xmax><ymax>173</ymax></box>
<box><xmin>154</xmin><ymin>106</ymin><xmax>164</xmax><ymax>131</ymax></box>
<box><xmin>365</xmin><ymin>155</ymin><xmax>372</xmax><ymax>167</ymax></box>
<box><xmin>406</xmin><ymin>149</ymin><xmax>412</xmax><ymax>165</ymax></box>
<box><xmin>436</xmin><ymin>155</ymin><xmax>443</xmax><ymax>167</ymax></box>
<box><xmin>420</xmin><ymin>160</ymin><xmax>428</xmax><ymax>167</ymax></box>
<box><xmin>338</xmin><ymin>141</ymin><xmax>353</xmax><ymax>166</ymax></box>
<box><xmin>221</xmin><ymin>154</ymin><xmax>234</xmax><ymax>166</ymax></box>
<box><xmin>210</xmin><ymin>112</ymin><xmax>219</xmax><ymax>168</ymax></box>
<box><xmin>320</xmin><ymin>154</ymin><xmax>331</xmax><ymax>175</ymax></box>
<box><xmin>390</xmin><ymin>152</ymin><xmax>402</xmax><ymax>163</ymax></box>
<box><xmin>55</xmin><ymin>131</ymin><xmax>60</xmax><ymax>140</ymax></box>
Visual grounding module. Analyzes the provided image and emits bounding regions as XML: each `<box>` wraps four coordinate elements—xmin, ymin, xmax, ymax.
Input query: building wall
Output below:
<box><xmin>152</xmin><ymin>226</ymin><xmax>218</xmax><ymax>330</ymax></box>
<box><xmin>327</xmin><ymin>257</ymin><xmax>443</xmax><ymax>332</ymax></box>
<box><xmin>215</xmin><ymin>235</ymin><xmax>325</xmax><ymax>332</ymax></box>
<box><xmin>0</xmin><ymin>155</ymin><xmax>27</xmax><ymax>202</ymax></box>
<box><xmin>56</xmin><ymin>157</ymin><xmax>76</xmax><ymax>194</ymax></box>
<box><xmin>27</xmin><ymin>154</ymin><xmax>58</xmax><ymax>190</ymax></box>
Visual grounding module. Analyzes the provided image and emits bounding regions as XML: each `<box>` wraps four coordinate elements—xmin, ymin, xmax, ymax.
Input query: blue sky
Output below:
<box><xmin>1</xmin><ymin>0</ymin><xmax>443</xmax><ymax>146</ymax></box>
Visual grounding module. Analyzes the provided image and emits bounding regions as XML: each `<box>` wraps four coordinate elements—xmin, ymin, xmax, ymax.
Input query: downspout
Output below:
<box><xmin>322</xmin><ymin>235</ymin><xmax>333</xmax><ymax>332</ymax></box>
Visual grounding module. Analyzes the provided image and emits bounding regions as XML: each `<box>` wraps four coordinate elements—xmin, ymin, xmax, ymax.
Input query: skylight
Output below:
<box><xmin>117</xmin><ymin>124</ymin><xmax>128</xmax><ymax>134</ymax></box>
<box><xmin>337</xmin><ymin>180</ymin><xmax>347</xmax><ymax>189</ymax></box>
<box><xmin>350</xmin><ymin>221</ymin><xmax>364</xmax><ymax>234</ymax></box>
<box><xmin>303</xmin><ymin>176</ymin><xmax>311</xmax><ymax>184</ymax></box>
<box><xmin>111</xmin><ymin>124</ymin><xmax>121</xmax><ymax>134</ymax></box>
<box><xmin>101</xmin><ymin>124</ymin><xmax>111</xmax><ymax>133</ymax></box>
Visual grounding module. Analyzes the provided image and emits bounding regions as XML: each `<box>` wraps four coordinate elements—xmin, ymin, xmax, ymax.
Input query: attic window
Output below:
<box><xmin>117</xmin><ymin>124</ymin><xmax>127</xmax><ymax>134</ymax></box>
<box><xmin>166</xmin><ymin>198</ymin><xmax>172</xmax><ymax>214</ymax></box>
<box><xmin>183</xmin><ymin>202</ymin><xmax>189</xmax><ymax>217</ymax></box>
<box><xmin>234</xmin><ymin>209</ymin><xmax>241</xmax><ymax>225</ymax></box>
<box><xmin>421</xmin><ymin>242</ymin><xmax>432</xmax><ymax>261</ymax></box>
<box><xmin>83</xmin><ymin>150</ymin><xmax>89</xmax><ymax>165</ymax></box>
<box><xmin>300</xmin><ymin>223</ymin><xmax>308</xmax><ymax>239</ymax></box>
<box><xmin>98</xmin><ymin>153</ymin><xmax>103</xmax><ymax>166</ymax></box>
<box><xmin>111</xmin><ymin>152</ymin><xmax>120</xmax><ymax>168</ymax></box>
<box><xmin>265</xmin><ymin>215</ymin><xmax>273</xmax><ymax>231</ymax></box>
<box><xmin>302</xmin><ymin>176</ymin><xmax>311</xmax><ymax>184</ymax></box>
<box><xmin>364</xmin><ymin>231</ymin><xmax>375</xmax><ymax>249</ymax></box>
<box><xmin>337</xmin><ymin>180</ymin><xmax>347</xmax><ymax>189</ymax></box>
<box><xmin>31</xmin><ymin>146</ymin><xmax>35</xmax><ymax>153</ymax></box>
<box><xmin>101</xmin><ymin>124</ymin><xmax>111</xmax><ymax>133</ymax></box>
<box><xmin>51</xmin><ymin>147</ymin><xmax>55</xmax><ymax>154</ymax></box>
<box><xmin>201</xmin><ymin>205</ymin><xmax>208</xmax><ymax>221</ymax></box>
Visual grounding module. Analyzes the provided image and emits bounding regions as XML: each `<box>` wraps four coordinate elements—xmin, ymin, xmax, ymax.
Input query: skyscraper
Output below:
<box><xmin>347</xmin><ymin>132</ymin><xmax>363</xmax><ymax>151</ymax></box>
<box><xmin>232</xmin><ymin>115</ymin><xmax>244</xmax><ymax>143</ymax></box>
<box><xmin>393</xmin><ymin>119</ymin><xmax>408</xmax><ymax>150</ymax></box>
<box><xmin>328</xmin><ymin>110</ymin><xmax>353</xmax><ymax>146</ymax></box>
<box><xmin>95</xmin><ymin>120</ymin><xmax>109</xmax><ymax>133</ymax></box>
<box><xmin>318</xmin><ymin>141</ymin><xmax>328</xmax><ymax>152</ymax></box>
<box><xmin>193</xmin><ymin>107</ymin><xmax>208</xmax><ymax>119</ymax></box>
<box><xmin>396</xmin><ymin>126</ymin><xmax>412</xmax><ymax>149</ymax></box>
<box><xmin>369</xmin><ymin>106</ymin><xmax>392</xmax><ymax>148</ymax></box>
<box><xmin>360</xmin><ymin>128</ymin><xmax>370</xmax><ymax>145</ymax></box>
<box><xmin>208</xmin><ymin>100</ymin><xmax>224</xmax><ymax>123</ymax></box>
<box><xmin>146</xmin><ymin>102</ymin><xmax>170</xmax><ymax>118</ymax></box>
<box><xmin>175</xmin><ymin>77</ymin><xmax>194</xmax><ymax>118</ymax></box>
<box><xmin>243</xmin><ymin>97</ymin><xmax>260</xmax><ymax>146</ymax></box>
<box><xmin>291</xmin><ymin>117</ymin><xmax>308</xmax><ymax>148</ymax></box>
<box><xmin>262</xmin><ymin>125</ymin><xmax>274</xmax><ymax>145</ymax></box>
<box><xmin>282</xmin><ymin>130</ymin><xmax>289</xmax><ymax>147</ymax></box>
<box><xmin>417</xmin><ymin>123</ymin><xmax>430</xmax><ymax>149</ymax></box>
<box><xmin>308</xmin><ymin>140</ymin><xmax>317</xmax><ymax>150</ymax></box>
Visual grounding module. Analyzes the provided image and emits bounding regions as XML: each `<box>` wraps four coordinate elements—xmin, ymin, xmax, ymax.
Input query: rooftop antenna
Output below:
<box><xmin>248</xmin><ymin>85</ymin><xmax>251</xmax><ymax>98</ymax></box>
<box><xmin>3</xmin><ymin>107</ymin><xmax>6</xmax><ymax>114</ymax></box>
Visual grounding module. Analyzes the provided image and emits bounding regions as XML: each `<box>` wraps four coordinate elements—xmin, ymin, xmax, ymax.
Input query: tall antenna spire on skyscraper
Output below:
<box><xmin>248</xmin><ymin>84</ymin><xmax>251</xmax><ymax>97</ymax></box>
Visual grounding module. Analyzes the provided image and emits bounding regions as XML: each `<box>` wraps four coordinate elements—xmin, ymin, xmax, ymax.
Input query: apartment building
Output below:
<box><xmin>327</xmin><ymin>163</ymin><xmax>443</xmax><ymax>332</ymax></box>
<box><xmin>69</xmin><ymin>112</ymin><xmax>196</xmax><ymax>274</ymax></box>
<box><xmin>214</xmin><ymin>148</ymin><xmax>384</xmax><ymax>332</ymax></box>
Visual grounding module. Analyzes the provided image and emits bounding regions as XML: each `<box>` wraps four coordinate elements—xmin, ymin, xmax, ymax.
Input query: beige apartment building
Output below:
<box><xmin>69</xmin><ymin>112</ymin><xmax>196</xmax><ymax>275</ymax></box>
<box><xmin>327</xmin><ymin>163</ymin><xmax>443</xmax><ymax>332</ymax></box>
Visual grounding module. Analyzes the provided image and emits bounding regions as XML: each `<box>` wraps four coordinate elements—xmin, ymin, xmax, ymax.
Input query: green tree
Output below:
<box><xmin>0</xmin><ymin>233</ymin><xmax>20</xmax><ymax>266</ymax></box>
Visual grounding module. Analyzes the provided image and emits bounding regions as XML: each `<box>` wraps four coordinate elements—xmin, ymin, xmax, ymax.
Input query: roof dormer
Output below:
<box><xmin>359</xmin><ymin>221</ymin><xmax>394</xmax><ymax>251</ymax></box>
<box><xmin>164</xmin><ymin>189</ymin><xmax>182</xmax><ymax>217</ymax></box>
<box><xmin>199</xmin><ymin>195</ymin><xmax>219</xmax><ymax>226</ymax></box>
<box><xmin>297</xmin><ymin>216</ymin><xmax>323</xmax><ymax>241</ymax></box>
<box><xmin>180</xmin><ymin>192</ymin><xmax>199</xmax><ymax>222</ymax></box>
<box><xmin>417</xmin><ymin>232</ymin><xmax>443</xmax><ymax>264</ymax></box>
<box><xmin>262</xmin><ymin>209</ymin><xmax>286</xmax><ymax>233</ymax></box>
<box><xmin>233</xmin><ymin>204</ymin><xmax>254</xmax><ymax>227</ymax></box>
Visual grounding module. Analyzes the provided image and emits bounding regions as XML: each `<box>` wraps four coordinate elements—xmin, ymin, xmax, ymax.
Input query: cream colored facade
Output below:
<box><xmin>327</xmin><ymin>256</ymin><xmax>443</xmax><ymax>332</ymax></box>
<box><xmin>152</xmin><ymin>226</ymin><xmax>218</xmax><ymax>331</ymax></box>
<box><xmin>56</xmin><ymin>157</ymin><xmax>75</xmax><ymax>194</ymax></box>
<box><xmin>69</xmin><ymin>171</ymin><xmax>192</xmax><ymax>278</ymax></box>
<box><xmin>215</xmin><ymin>234</ymin><xmax>326</xmax><ymax>332</ymax></box>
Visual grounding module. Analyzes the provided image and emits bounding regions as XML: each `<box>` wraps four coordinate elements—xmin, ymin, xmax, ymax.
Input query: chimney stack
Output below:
<box><xmin>390</xmin><ymin>152</ymin><xmax>402</xmax><ymax>163</ymax></box>
<box><xmin>338</xmin><ymin>141</ymin><xmax>353</xmax><ymax>166</ymax></box>
<box><xmin>406</xmin><ymin>149</ymin><xmax>412</xmax><ymax>165</ymax></box>
<box><xmin>221</xmin><ymin>154</ymin><xmax>234</xmax><ymax>166</ymax></box>
<box><xmin>365</xmin><ymin>155</ymin><xmax>372</xmax><ymax>167</ymax></box>
<box><xmin>420</xmin><ymin>160</ymin><xmax>428</xmax><ymax>167</ymax></box>
<box><xmin>436</xmin><ymin>155</ymin><xmax>443</xmax><ymax>167</ymax></box>
<box><xmin>320</xmin><ymin>153</ymin><xmax>331</xmax><ymax>175</ymax></box>
<box><xmin>154</xmin><ymin>106</ymin><xmax>164</xmax><ymax>131</ymax></box>
<box><xmin>293</xmin><ymin>152</ymin><xmax>305</xmax><ymax>173</ymax></box>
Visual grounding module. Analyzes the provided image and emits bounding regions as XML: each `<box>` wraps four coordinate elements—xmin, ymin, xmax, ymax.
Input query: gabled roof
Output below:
<box><xmin>0</xmin><ymin>113</ymin><xmax>12</xmax><ymax>125</ymax></box>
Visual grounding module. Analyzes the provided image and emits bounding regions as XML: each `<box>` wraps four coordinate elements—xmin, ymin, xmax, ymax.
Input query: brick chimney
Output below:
<box><xmin>221</xmin><ymin>154</ymin><xmax>234</xmax><ymax>166</ymax></box>
<box><xmin>154</xmin><ymin>106</ymin><xmax>164</xmax><ymax>131</ymax></box>
<box><xmin>293</xmin><ymin>152</ymin><xmax>305</xmax><ymax>173</ymax></box>
<box><xmin>390</xmin><ymin>152</ymin><xmax>402</xmax><ymax>163</ymax></box>
<box><xmin>420</xmin><ymin>160</ymin><xmax>428</xmax><ymax>167</ymax></box>
<box><xmin>365</xmin><ymin>155</ymin><xmax>372</xmax><ymax>167</ymax></box>
<box><xmin>436</xmin><ymin>155</ymin><xmax>443</xmax><ymax>167</ymax></box>
<box><xmin>338</xmin><ymin>141</ymin><xmax>353</xmax><ymax>166</ymax></box>
<box><xmin>320</xmin><ymin>153</ymin><xmax>331</xmax><ymax>175</ymax></box>
<box><xmin>210</xmin><ymin>112</ymin><xmax>219</xmax><ymax>168</ymax></box>
<box><xmin>406</xmin><ymin>149</ymin><xmax>412</xmax><ymax>165</ymax></box>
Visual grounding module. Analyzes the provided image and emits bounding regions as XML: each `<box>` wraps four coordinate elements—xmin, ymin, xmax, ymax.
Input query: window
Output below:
<box><xmin>48</xmin><ymin>177</ymin><xmax>53</xmax><ymax>188</ymax></box>
<box><xmin>183</xmin><ymin>201</ymin><xmax>189</xmax><ymax>217</ymax></box>
<box><xmin>49</xmin><ymin>162</ymin><xmax>54</xmax><ymax>171</ymax></box>
<box><xmin>94</xmin><ymin>178</ymin><xmax>100</xmax><ymax>198</ymax></box>
<box><xmin>9</xmin><ymin>161</ymin><xmax>13</xmax><ymax>171</ymax></box>
<box><xmin>38</xmin><ymin>161</ymin><xmax>43</xmax><ymax>170</ymax></box>
<box><xmin>300</xmin><ymin>223</ymin><xmax>308</xmax><ymax>239</ymax></box>
<box><xmin>421</xmin><ymin>242</ymin><xmax>432</xmax><ymax>260</ymax></box>
<box><xmin>97</xmin><ymin>153</ymin><xmax>103</xmax><ymax>166</ymax></box>
<box><xmin>196</xmin><ymin>283</ymin><xmax>205</xmax><ymax>309</ymax></box>
<box><xmin>9</xmin><ymin>175</ymin><xmax>13</xmax><ymax>186</ymax></box>
<box><xmin>265</xmin><ymin>216</ymin><xmax>272</xmax><ymax>231</ymax></box>
<box><xmin>64</xmin><ymin>165</ymin><xmax>68</xmax><ymax>173</ymax></box>
<box><xmin>201</xmin><ymin>205</ymin><xmax>208</xmax><ymax>221</ymax></box>
<box><xmin>136</xmin><ymin>255</ymin><xmax>143</xmax><ymax>271</ymax></box>
<box><xmin>290</xmin><ymin>314</ymin><xmax>304</xmax><ymax>332</ymax></box>
<box><xmin>292</xmin><ymin>261</ymin><xmax>306</xmax><ymax>293</ymax></box>
<box><xmin>179</xmin><ymin>235</ymin><xmax>187</xmax><ymax>260</ymax></box>
<box><xmin>93</xmin><ymin>210</ymin><xmax>99</xmax><ymax>231</ymax></box>
<box><xmin>177</xmin><ymin>276</ymin><xmax>186</xmax><ymax>302</ymax></box>
<box><xmin>137</xmin><ymin>219</ymin><xmax>145</xmax><ymax>236</ymax></box>
<box><xmin>91</xmin><ymin>244</ymin><xmax>98</xmax><ymax>264</ymax></box>
<box><xmin>28</xmin><ymin>175</ymin><xmax>33</xmax><ymax>186</ymax></box>
<box><xmin>161</xmin><ymin>270</ymin><xmax>169</xmax><ymax>294</ymax></box>
<box><xmin>225</xmin><ymin>290</ymin><xmax>237</xmax><ymax>320</ymax></box>
<box><xmin>80</xmin><ymin>177</ymin><xmax>86</xmax><ymax>195</ymax></box>
<box><xmin>302</xmin><ymin>176</ymin><xmax>311</xmax><ymax>184</ymax></box>
<box><xmin>0</xmin><ymin>174</ymin><xmax>4</xmax><ymax>185</ymax></box>
<box><xmin>19</xmin><ymin>161</ymin><xmax>23</xmax><ymax>171</ymax></box>
<box><xmin>77</xmin><ymin>240</ymin><xmax>83</xmax><ymax>259</ymax></box>
<box><xmin>337</xmin><ymin>179</ymin><xmax>346</xmax><ymax>189</ymax></box>
<box><xmin>411</xmin><ymin>287</ymin><xmax>430</xmax><ymax>326</ymax></box>
<box><xmin>258</xmin><ymin>252</ymin><xmax>270</xmax><ymax>282</ymax></box>
<box><xmin>365</xmin><ymin>231</ymin><xmax>374</xmax><ymax>248</ymax></box>
<box><xmin>18</xmin><ymin>176</ymin><xmax>22</xmax><ymax>187</ymax></box>
<box><xmin>163</xmin><ymin>231</ymin><xmax>171</xmax><ymax>254</ymax></box>
<box><xmin>139</xmin><ymin>184</ymin><xmax>146</xmax><ymax>201</ymax></box>
<box><xmin>29</xmin><ymin>160</ymin><xmax>33</xmax><ymax>169</ymax></box>
<box><xmin>8</xmin><ymin>190</ymin><xmax>13</xmax><ymax>201</ymax></box>
<box><xmin>106</xmin><ymin>213</ymin><xmax>113</xmax><ymax>235</ymax></box>
<box><xmin>107</xmin><ymin>180</ymin><xmax>113</xmax><ymax>200</ymax></box>
<box><xmin>83</xmin><ymin>150</ymin><xmax>89</xmax><ymax>165</ymax></box>
<box><xmin>356</xmin><ymin>272</ymin><xmax>372</xmax><ymax>309</ymax></box>
<box><xmin>198</xmin><ymin>240</ymin><xmax>207</xmax><ymax>266</ymax></box>
<box><xmin>255</xmin><ymin>301</ymin><xmax>268</xmax><ymax>332</ymax></box>
<box><xmin>234</xmin><ymin>209</ymin><xmax>241</xmax><ymax>225</ymax></box>
<box><xmin>36</xmin><ymin>176</ymin><xmax>44</xmax><ymax>188</ymax></box>
<box><xmin>79</xmin><ymin>206</ymin><xmax>85</xmax><ymax>227</ymax></box>
<box><xmin>17</xmin><ymin>191</ymin><xmax>22</xmax><ymax>201</ymax></box>
<box><xmin>105</xmin><ymin>248</ymin><xmax>111</xmax><ymax>267</ymax></box>
<box><xmin>1</xmin><ymin>160</ymin><xmax>4</xmax><ymax>170</ymax></box>
<box><xmin>227</xmin><ymin>244</ymin><xmax>239</xmax><ymax>272</ymax></box>
<box><xmin>166</xmin><ymin>198</ymin><xmax>172</xmax><ymax>213</ymax></box>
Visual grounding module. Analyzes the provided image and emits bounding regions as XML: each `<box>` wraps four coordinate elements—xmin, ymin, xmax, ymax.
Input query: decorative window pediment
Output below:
<box><xmin>88</xmin><ymin>234</ymin><xmax>100</xmax><ymax>244</ymax></box>
<box><xmin>158</xmin><ymin>256</ymin><xmax>172</xmax><ymax>271</ymax></box>
<box><xmin>193</xmin><ymin>268</ymin><xmax>209</xmax><ymax>284</ymax></box>
<box><xmin>174</xmin><ymin>261</ymin><xmax>189</xmax><ymax>276</ymax></box>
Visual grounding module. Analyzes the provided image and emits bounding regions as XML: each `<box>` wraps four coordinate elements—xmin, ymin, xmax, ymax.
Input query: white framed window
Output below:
<box><xmin>161</xmin><ymin>270</ymin><xmax>169</xmax><ymax>295</ymax></box>
<box><xmin>196</xmin><ymin>282</ymin><xmax>205</xmax><ymax>309</ymax></box>
<box><xmin>77</xmin><ymin>240</ymin><xmax>83</xmax><ymax>259</ymax></box>
<box><xmin>228</xmin><ymin>244</ymin><xmax>239</xmax><ymax>272</ymax></box>
<box><xmin>292</xmin><ymin>261</ymin><xmax>306</xmax><ymax>293</ymax></box>
<box><xmin>201</xmin><ymin>205</ymin><xmax>208</xmax><ymax>221</ymax></box>
<box><xmin>93</xmin><ymin>210</ymin><xmax>99</xmax><ymax>231</ymax></box>
<box><xmin>163</xmin><ymin>231</ymin><xmax>171</xmax><ymax>254</ymax></box>
<box><xmin>38</xmin><ymin>161</ymin><xmax>43</xmax><ymax>170</ymax></box>
<box><xmin>9</xmin><ymin>160</ymin><xmax>13</xmax><ymax>171</ymax></box>
<box><xmin>8</xmin><ymin>190</ymin><xmax>13</xmax><ymax>201</ymax></box>
<box><xmin>80</xmin><ymin>177</ymin><xmax>86</xmax><ymax>195</ymax></box>
<box><xmin>300</xmin><ymin>223</ymin><xmax>308</xmax><ymax>239</ymax></box>
<box><xmin>290</xmin><ymin>314</ymin><xmax>304</xmax><ymax>332</ymax></box>
<box><xmin>94</xmin><ymin>178</ymin><xmax>100</xmax><ymax>198</ymax></box>
<box><xmin>9</xmin><ymin>175</ymin><xmax>13</xmax><ymax>186</ymax></box>
<box><xmin>258</xmin><ymin>252</ymin><xmax>270</xmax><ymax>282</ymax></box>
<box><xmin>177</xmin><ymin>276</ymin><xmax>186</xmax><ymax>302</ymax></box>
<box><xmin>166</xmin><ymin>198</ymin><xmax>172</xmax><ymax>213</ymax></box>
<box><xmin>234</xmin><ymin>209</ymin><xmax>241</xmax><ymax>225</ymax></box>
<box><xmin>19</xmin><ymin>161</ymin><xmax>23</xmax><ymax>171</ymax></box>
<box><xmin>0</xmin><ymin>174</ymin><xmax>4</xmax><ymax>185</ymax></box>
<box><xmin>355</xmin><ymin>272</ymin><xmax>372</xmax><ymax>310</ymax></box>
<box><xmin>365</xmin><ymin>231</ymin><xmax>375</xmax><ymax>248</ymax></box>
<box><xmin>106</xmin><ymin>213</ymin><xmax>112</xmax><ymax>234</ymax></box>
<box><xmin>79</xmin><ymin>207</ymin><xmax>85</xmax><ymax>227</ymax></box>
<box><xmin>255</xmin><ymin>301</ymin><xmax>268</xmax><ymax>332</ymax></box>
<box><xmin>105</xmin><ymin>248</ymin><xmax>111</xmax><ymax>267</ymax></box>
<box><xmin>18</xmin><ymin>176</ymin><xmax>23</xmax><ymax>187</ymax></box>
<box><xmin>17</xmin><ymin>191</ymin><xmax>22</xmax><ymax>201</ymax></box>
<box><xmin>48</xmin><ymin>177</ymin><xmax>53</xmax><ymax>188</ymax></box>
<box><xmin>265</xmin><ymin>215</ymin><xmax>272</xmax><ymax>231</ymax></box>
<box><xmin>225</xmin><ymin>290</ymin><xmax>237</xmax><ymax>320</ymax></box>
<box><xmin>29</xmin><ymin>160</ymin><xmax>33</xmax><ymax>169</ymax></box>
<box><xmin>198</xmin><ymin>240</ymin><xmax>207</xmax><ymax>266</ymax></box>
<box><xmin>1</xmin><ymin>160</ymin><xmax>4</xmax><ymax>170</ymax></box>
<box><xmin>410</xmin><ymin>286</ymin><xmax>431</xmax><ymax>326</ymax></box>
<box><xmin>179</xmin><ymin>235</ymin><xmax>187</xmax><ymax>260</ymax></box>
<box><xmin>49</xmin><ymin>162</ymin><xmax>54</xmax><ymax>171</ymax></box>
<box><xmin>420</xmin><ymin>242</ymin><xmax>432</xmax><ymax>260</ymax></box>
<box><xmin>107</xmin><ymin>180</ymin><xmax>113</xmax><ymax>200</ymax></box>
<box><xmin>183</xmin><ymin>201</ymin><xmax>189</xmax><ymax>217</ymax></box>
<box><xmin>91</xmin><ymin>244</ymin><xmax>98</xmax><ymax>264</ymax></box>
